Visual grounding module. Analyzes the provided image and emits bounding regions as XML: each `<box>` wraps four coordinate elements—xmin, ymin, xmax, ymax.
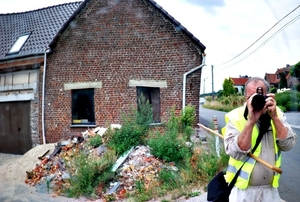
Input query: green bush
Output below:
<box><xmin>270</xmin><ymin>88</ymin><xmax>277</xmax><ymax>93</ymax></box>
<box><xmin>107</xmin><ymin>94</ymin><xmax>153</xmax><ymax>155</ymax></box>
<box><xmin>148</xmin><ymin>108</ymin><xmax>193</xmax><ymax>164</ymax></box>
<box><xmin>88</xmin><ymin>135</ymin><xmax>103</xmax><ymax>148</ymax></box>
<box><xmin>180</xmin><ymin>104</ymin><xmax>196</xmax><ymax>141</ymax></box>
<box><xmin>286</xmin><ymin>101</ymin><xmax>299</xmax><ymax>111</ymax></box>
<box><xmin>64</xmin><ymin>150</ymin><xmax>116</xmax><ymax>198</ymax></box>
<box><xmin>135</xmin><ymin>94</ymin><xmax>153</xmax><ymax>131</ymax></box>
<box><xmin>275</xmin><ymin>90</ymin><xmax>300</xmax><ymax>111</ymax></box>
<box><xmin>108</xmin><ymin>123</ymin><xmax>144</xmax><ymax>155</ymax></box>
<box><xmin>158</xmin><ymin>168</ymin><xmax>182</xmax><ymax>190</ymax></box>
<box><xmin>148</xmin><ymin>130</ymin><xmax>192</xmax><ymax>163</ymax></box>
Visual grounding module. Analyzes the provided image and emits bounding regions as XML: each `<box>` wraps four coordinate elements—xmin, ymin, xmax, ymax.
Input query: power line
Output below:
<box><xmin>215</xmin><ymin>4</ymin><xmax>300</xmax><ymax>67</ymax></box>
<box><xmin>218</xmin><ymin>13</ymin><xmax>300</xmax><ymax>70</ymax></box>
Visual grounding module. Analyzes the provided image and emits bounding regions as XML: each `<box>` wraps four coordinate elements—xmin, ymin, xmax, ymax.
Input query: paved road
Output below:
<box><xmin>199</xmin><ymin>106</ymin><xmax>300</xmax><ymax>202</ymax></box>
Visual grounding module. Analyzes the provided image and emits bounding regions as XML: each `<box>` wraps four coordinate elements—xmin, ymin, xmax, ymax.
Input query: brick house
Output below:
<box><xmin>230</xmin><ymin>76</ymin><xmax>249</xmax><ymax>95</ymax></box>
<box><xmin>0</xmin><ymin>0</ymin><xmax>206</xmax><ymax>154</ymax></box>
<box><xmin>265</xmin><ymin>64</ymin><xmax>299</xmax><ymax>89</ymax></box>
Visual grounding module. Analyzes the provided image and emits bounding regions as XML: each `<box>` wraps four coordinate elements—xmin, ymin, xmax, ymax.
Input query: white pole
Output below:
<box><xmin>213</xmin><ymin>115</ymin><xmax>220</xmax><ymax>157</ymax></box>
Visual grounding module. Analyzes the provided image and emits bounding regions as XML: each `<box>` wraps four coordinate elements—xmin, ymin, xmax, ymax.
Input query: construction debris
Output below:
<box><xmin>24</xmin><ymin>125</ymin><xmax>170</xmax><ymax>200</ymax></box>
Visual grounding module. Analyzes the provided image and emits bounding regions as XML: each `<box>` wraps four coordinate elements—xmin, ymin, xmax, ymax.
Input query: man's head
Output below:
<box><xmin>244</xmin><ymin>77</ymin><xmax>270</xmax><ymax>100</ymax></box>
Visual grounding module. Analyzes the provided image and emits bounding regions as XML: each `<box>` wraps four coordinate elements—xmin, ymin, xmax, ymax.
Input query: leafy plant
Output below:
<box><xmin>107</xmin><ymin>94</ymin><xmax>153</xmax><ymax>155</ymax></box>
<box><xmin>180</xmin><ymin>104</ymin><xmax>196</xmax><ymax>141</ymax></box>
<box><xmin>63</xmin><ymin>150</ymin><xmax>116</xmax><ymax>198</ymax></box>
<box><xmin>148</xmin><ymin>107</ymin><xmax>193</xmax><ymax>164</ymax></box>
<box><xmin>88</xmin><ymin>135</ymin><xmax>103</xmax><ymax>148</ymax></box>
<box><xmin>107</xmin><ymin>123</ymin><xmax>144</xmax><ymax>155</ymax></box>
<box><xmin>222</xmin><ymin>78</ymin><xmax>235</xmax><ymax>96</ymax></box>
<box><xmin>158</xmin><ymin>168</ymin><xmax>182</xmax><ymax>190</ymax></box>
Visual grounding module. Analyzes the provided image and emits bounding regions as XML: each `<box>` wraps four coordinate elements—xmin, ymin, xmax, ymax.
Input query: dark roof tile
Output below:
<box><xmin>0</xmin><ymin>2</ymin><xmax>82</xmax><ymax>60</ymax></box>
<box><xmin>1</xmin><ymin>0</ymin><xmax>206</xmax><ymax>61</ymax></box>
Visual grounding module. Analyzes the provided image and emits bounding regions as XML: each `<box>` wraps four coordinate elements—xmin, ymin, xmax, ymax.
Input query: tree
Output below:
<box><xmin>222</xmin><ymin>78</ymin><xmax>235</xmax><ymax>96</ymax></box>
<box><xmin>290</xmin><ymin>61</ymin><xmax>300</xmax><ymax>80</ymax></box>
<box><xmin>279</xmin><ymin>72</ymin><xmax>287</xmax><ymax>89</ymax></box>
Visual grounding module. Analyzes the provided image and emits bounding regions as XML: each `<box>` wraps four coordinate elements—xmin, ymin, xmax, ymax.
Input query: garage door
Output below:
<box><xmin>0</xmin><ymin>101</ymin><xmax>31</xmax><ymax>154</ymax></box>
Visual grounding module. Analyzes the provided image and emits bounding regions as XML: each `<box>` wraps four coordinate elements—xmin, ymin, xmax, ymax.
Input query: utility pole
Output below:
<box><xmin>203</xmin><ymin>77</ymin><xmax>208</xmax><ymax>95</ymax></box>
<box><xmin>211</xmin><ymin>65</ymin><xmax>214</xmax><ymax>100</ymax></box>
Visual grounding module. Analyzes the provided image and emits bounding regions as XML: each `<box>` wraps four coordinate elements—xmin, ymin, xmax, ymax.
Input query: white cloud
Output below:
<box><xmin>0</xmin><ymin>0</ymin><xmax>78</xmax><ymax>13</ymax></box>
<box><xmin>1</xmin><ymin>0</ymin><xmax>299</xmax><ymax>93</ymax></box>
<box><xmin>155</xmin><ymin>0</ymin><xmax>300</xmax><ymax>92</ymax></box>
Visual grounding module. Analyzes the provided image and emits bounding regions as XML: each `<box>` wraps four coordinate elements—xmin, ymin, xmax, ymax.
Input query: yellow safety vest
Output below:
<box><xmin>222</xmin><ymin>106</ymin><xmax>282</xmax><ymax>189</ymax></box>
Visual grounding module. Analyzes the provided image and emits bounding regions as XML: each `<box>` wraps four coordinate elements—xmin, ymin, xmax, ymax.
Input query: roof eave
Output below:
<box><xmin>0</xmin><ymin>52</ymin><xmax>44</xmax><ymax>63</ymax></box>
<box><xmin>49</xmin><ymin>0</ymin><xmax>87</xmax><ymax>49</ymax></box>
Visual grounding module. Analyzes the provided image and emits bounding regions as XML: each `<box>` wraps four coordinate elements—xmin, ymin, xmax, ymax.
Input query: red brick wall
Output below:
<box><xmin>42</xmin><ymin>0</ymin><xmax>204</xmax><ymax>143</ymax></box>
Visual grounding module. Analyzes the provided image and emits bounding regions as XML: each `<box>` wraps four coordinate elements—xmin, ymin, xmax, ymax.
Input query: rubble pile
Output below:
<box><xmin>24</xmin><ymin>126</ymin><xmax>169</xmax><ymax>200</ymax></box>
<box><xmin>118</xmin><ymin>145</ymin><xmax>164</xmax><ymax>191</ymax></box>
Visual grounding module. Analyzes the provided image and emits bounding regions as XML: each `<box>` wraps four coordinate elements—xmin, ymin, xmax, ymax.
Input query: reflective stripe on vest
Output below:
<box><xmin>222</xmin><ymin>106</ymin><xmax>282</xmax><ymax>189</ymax></box>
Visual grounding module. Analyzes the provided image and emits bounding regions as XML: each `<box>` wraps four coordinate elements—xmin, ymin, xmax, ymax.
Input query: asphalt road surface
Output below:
<box><xmin>199</xmin><ymin>106</ymin><xmax>300</xmax><ymax>202</ymax></box>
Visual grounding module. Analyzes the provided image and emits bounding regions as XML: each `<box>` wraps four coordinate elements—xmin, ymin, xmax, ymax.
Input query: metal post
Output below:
<box><xmin>211</xmin><ymin>65</ymin><xmax>214</xmax><ymax>100</ymax></box>
<box><xmin>213</xmin><ymin>115</ymin><xmax>220</xmax><ymax>157</ymax></box>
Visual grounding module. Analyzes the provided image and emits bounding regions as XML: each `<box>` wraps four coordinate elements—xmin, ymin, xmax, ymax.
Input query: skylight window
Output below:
<box><xmin>8</xmin><ymin>34</ymin><xmax>30</xmax><ymax>54</ymax></box>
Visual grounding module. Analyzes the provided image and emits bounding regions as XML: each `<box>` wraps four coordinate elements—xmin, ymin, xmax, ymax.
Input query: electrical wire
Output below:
<box><xmin>218</xmin><ymin>13</ymin><xmax>300</xmax><ymax>70</ymax></box>
<box><xmin>215</xmin><ymin>4</ymin><xmax>300</xmax><ymax>68</ymax></box>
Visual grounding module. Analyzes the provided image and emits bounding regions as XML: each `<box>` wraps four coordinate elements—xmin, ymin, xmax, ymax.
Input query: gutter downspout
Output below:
<box><xmin>182</xmin><ymin>53</ymin><xmax>206</xmax><ymax>110</ymax></box>
<box><xmin>42</xmin><ymin>48</ymin><xmax>51</xmax><ymax>145</ymax></box>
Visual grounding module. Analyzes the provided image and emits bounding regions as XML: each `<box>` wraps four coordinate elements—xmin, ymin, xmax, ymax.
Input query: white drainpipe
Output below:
<box><xmin>42</xmin><ymin>48</ymin><xmax>51</xmax><ymax>144</ymax></box>
<box><xmin>182</xmin><ymin>53</ymin><xmax>206</xmax><ymax>110</ymax></box>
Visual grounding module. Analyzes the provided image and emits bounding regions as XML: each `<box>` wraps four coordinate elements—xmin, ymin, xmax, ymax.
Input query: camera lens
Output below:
<box><xmin>251</xmin><ymin>94</ymin><xmax>265</xmax><ymax>111</ymax></box>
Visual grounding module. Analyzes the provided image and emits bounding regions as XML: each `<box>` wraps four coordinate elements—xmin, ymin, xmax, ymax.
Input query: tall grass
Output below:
<box><xmin>203</xmin><ymin>95</ymin><xmax>245</xmax><ymax>112</ymax></box>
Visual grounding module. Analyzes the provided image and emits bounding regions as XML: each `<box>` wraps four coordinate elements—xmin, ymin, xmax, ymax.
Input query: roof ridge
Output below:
<box><xmin>0</xmin><ymin>1</ymin><xmax>83</xmax><ymax>15</ymax></box>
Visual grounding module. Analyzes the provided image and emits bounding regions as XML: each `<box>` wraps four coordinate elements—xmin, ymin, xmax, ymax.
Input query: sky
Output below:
<box><xmin>1</xmin><ymin>0</ymin><xmax>300</xmax><ymax>93</ymax></box>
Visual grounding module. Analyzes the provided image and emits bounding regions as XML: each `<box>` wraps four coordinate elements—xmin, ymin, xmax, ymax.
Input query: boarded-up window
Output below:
<box><xmin>72</xmin><ymin>89</ymin><xmax>95</xmax><ymax>125</ymax></box>
<box><xmin>137</xmin><ymin>87</ymin><xmax>160</xmax><ymax>123</ymax></box>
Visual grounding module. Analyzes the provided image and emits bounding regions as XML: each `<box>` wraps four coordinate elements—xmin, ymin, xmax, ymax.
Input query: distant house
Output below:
<box><xmin>0</xmin><ymin>0</ymin><xmax>206</xmax><ymax>154</ymax></box>
<box><xmin>264</xmin><ymin>64</ymin><xmax>299</xmax><ymax>89</ymax></box>
<box><xmin>230</xmin><ymin>76</ymin><xmax>249</xmax><ymax>95</ymax></box>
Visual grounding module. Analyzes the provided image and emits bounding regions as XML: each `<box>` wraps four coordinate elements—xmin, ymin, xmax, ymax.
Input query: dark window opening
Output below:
<box><xmin>72</xmin><ymin>88</ymin><xmax>95</xmax><ymax>125</ymax></box>
<box><xmin>137</xmin><ymin>87</ymin><xmax>160</xmax><ymax>123</ymax></box>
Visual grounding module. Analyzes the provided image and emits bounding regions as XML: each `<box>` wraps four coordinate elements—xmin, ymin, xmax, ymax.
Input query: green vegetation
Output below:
<box><xmin>203</xmin><ymin>95</ymin><xmax>245</xmax><ymax>112</ymax></box>
<box><xmin>106</xmin><ymin>94</ymin><xmax>153</xmax><ymax>155</ymax></box>
<box><xmin>276</xmin><ymin>90</ymin><xmax>300</xmax><ymax>111</ymax></box>
<box><xmin>290</xmin><ymin>61</ymin><xmax>300</xmax><ymax>80</ymax></box>
<box><xmin>88</xmin><ymin>134</ymin><xmax>103</xmax><ymax>148</ymax></box>
<box><xmin>148</xmin><ymin>107</ymin><xmax>193</xmax><ymax>164</ymax></box>
<box><xmin>203</xmin><ymin>76</ymin><xmax>300</xmax><ymax>112</ymax></box>
<box><xmin>222</xmin><ymin>78</ymin><xmax>236</xmax><ymax>96</ymax></box>
<box><xmin>64</xmin><ymin>150</ymin><xmax>116</xmax><ymax>198</ymax></box>
<box><xmin>61</xmin><ymin>99</ymin><xmax>228</xmax><ymax>201</ymax></box>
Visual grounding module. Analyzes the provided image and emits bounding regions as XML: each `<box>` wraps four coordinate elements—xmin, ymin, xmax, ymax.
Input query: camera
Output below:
<box><xmin>251</xmin><ymin>87</ymin><xmax>268</xmax><ymax>111</ymax></box>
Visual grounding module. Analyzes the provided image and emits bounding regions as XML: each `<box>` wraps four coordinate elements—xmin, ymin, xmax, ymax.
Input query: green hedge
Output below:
<box><xmin>275</xmin><ymin>90</ymin><xmax>300</xmax><ymax>112</ymax></box>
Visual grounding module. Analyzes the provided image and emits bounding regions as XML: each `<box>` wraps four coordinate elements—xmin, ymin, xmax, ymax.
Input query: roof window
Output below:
<box><xmin>8</xmin><ymin>33</ymin><xmax>30</xmax><ymax>54</ymax></box>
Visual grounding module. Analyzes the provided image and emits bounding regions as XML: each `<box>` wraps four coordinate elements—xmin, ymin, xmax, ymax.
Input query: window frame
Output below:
<box><xmin>137</xmin><ymin>86</ymin><xmax>161</xmax><ymax>123</ymax></box>
<box><xmin>7</xmin><ymin>33</ymin><xmax>30</xmax><ymax>55</ymax></box>
<box><xmin>71</xmin><ymin>88</ymin><xmax>96</xmax><ymax>127</ymax></box>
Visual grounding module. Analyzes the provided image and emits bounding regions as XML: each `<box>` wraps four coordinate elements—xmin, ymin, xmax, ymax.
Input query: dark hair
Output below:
<box><xmin>244</xmin><ymin>77</ymin><xmax>270</xmax><ymax>94</ymax></box>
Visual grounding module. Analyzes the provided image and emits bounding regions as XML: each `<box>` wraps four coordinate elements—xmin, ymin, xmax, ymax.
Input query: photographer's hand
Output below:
<box><xmin>265</xmin><ymin>93</ymin><xmax>288</xmax><ymax>139</ymax></box>
<box><xmin>265</xmin><ymin>93</ymin><xmax>277</xmax><ymax>119</ymax></box>
<box><xmin>238</xmin><ymin>93</ymin><xmax>265</xmax><ymax>151</ymax></box>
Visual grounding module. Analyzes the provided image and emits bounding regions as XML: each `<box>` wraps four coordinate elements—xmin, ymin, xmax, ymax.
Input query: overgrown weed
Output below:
<box><xmin>61</xmin><ymin>100</ymin><xmax>228</xmax><ymax>201</ymax></box>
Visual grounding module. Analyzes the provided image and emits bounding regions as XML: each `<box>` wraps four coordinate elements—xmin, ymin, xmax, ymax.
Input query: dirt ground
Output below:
<box><xmin>0</xmin><ymin>129</ymin><xmax>209</xmax><ymax>202</ymax></box>
<box><xmin>0</xmin><ymin>144</ymin><xmax>86</xmax><ymax>202</ymax></box>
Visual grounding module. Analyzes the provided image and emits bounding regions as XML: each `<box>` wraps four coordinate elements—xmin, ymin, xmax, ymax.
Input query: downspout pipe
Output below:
<box><xmin>182</xmin><ymin>53</ymin><xmax>206</xmax><ymax>110</ymax></box>
<box><xmin>42</xmin><ymin>48</ymin><xmax>51</xmax><ymax>145</ymax></box>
